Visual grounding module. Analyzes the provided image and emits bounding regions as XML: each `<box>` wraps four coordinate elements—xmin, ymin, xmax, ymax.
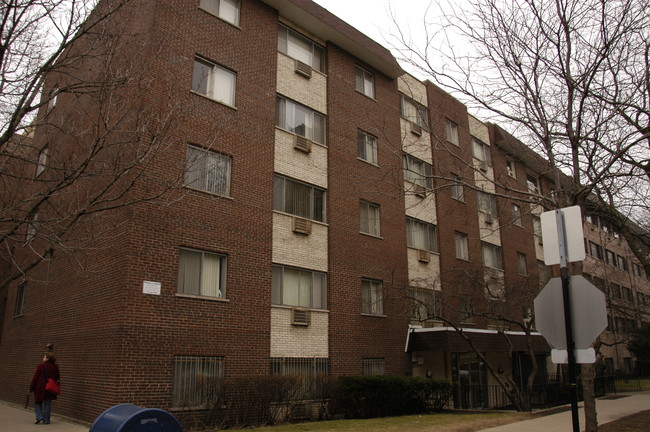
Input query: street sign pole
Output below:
<box><xmin>555</xmin><ymin>210</ymin><xmax>580</xmax><ymax>432</ymax></box>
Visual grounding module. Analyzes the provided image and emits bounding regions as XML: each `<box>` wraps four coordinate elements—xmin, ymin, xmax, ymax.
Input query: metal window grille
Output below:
<box><xmin>270</xmin><ymin>357</ymin><xmax>328</xmax><ymax>398</ymax></box>
<box><xmin>172</xmin><ymin>356</ymin><xmax>224</xmax><ymax>408</ymax></box>
<box><xmin>363</xmin><ymin>358</ymin><xmax>385</xmax><ymax>375</ymax></box>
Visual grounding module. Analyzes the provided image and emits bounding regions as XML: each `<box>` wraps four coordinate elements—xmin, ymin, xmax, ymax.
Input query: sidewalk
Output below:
<box><xmin>0</xmin><ymin>401</ymin><xmax>88</xmax><ymax>432</ymax></box>
<box><xmin>479</xmin><ymin>390</ymin><xmax>650</xmax><ymax>431</ymax></box>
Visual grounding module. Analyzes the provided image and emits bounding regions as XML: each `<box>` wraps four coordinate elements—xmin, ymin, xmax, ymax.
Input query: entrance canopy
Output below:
<box><xmin>405</xmin><ymin>326</ymin><xmax>549</xmax><ymax>353</ymax></box>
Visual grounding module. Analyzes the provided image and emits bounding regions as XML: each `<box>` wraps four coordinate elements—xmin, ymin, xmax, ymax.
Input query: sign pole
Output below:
<box><xmin>556</xmin><ymin>210</ymin><xmax>580</xmax><ymax>432</ymax></box>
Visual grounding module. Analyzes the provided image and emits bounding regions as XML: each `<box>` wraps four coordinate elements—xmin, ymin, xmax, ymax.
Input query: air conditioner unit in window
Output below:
<box><xmin>413</xmin><ymin>183</ymin><xmax>427</xmax><ymax>198</ymax></box>
<box><xmin>294</xmin><ymin>60</ymin><xmax>312</xmax><ymax>78</ymax></box>
<box><xmin>479</xmin><ymin>160</ymin><xmax>489</xmax><ymax>172</ymax></box>
<box><xmin>485</xmin><ymin>214</ymin><xmax>493</xmax><ymax>225</ymax></box>
<box><xmin>410</xmin><ymin>122</ymin><xmax>422</xmax><ymax>136</ymax></box>
<box><xmin>291</xmin><ymin>308</ymin><xmax>311</xmax><ymax>326</ymax></box>
<box><xmin>292</xmin><ymin>217</ymin><xmax>312</xmax><ymax>235</ymax></box>
<box><xmin>294</xmin><ymin>135</ymin><xmax>312</xmax><ymax>153</ymax></box>
<box><xmin>418</xmin><ymin>249</ymin><xmax>430</xmax><ymax>263</ymax></box>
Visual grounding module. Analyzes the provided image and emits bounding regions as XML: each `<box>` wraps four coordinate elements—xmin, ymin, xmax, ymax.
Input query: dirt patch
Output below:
<box><xmin>598</xmin><ymin>410</ymin><xmax>650</xmax><ymax>432</ymax></box>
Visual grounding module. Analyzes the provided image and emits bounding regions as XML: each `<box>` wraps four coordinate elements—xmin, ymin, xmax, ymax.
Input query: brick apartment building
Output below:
<box><xmin>0</xmin><ymin>0</ymin><xmax>648</xmax><ymax>425</ymax></box>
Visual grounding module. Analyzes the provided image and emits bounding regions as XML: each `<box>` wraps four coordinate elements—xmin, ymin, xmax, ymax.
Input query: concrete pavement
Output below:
<box><xmin>479</xmin><ymin>390</ymin><xmax>650</xmax><ymax>431</ymax></box>
<box><xmin>0</xmin><ymin>401</ymin><xmax>88</xmax><ymax>432</ymax></box>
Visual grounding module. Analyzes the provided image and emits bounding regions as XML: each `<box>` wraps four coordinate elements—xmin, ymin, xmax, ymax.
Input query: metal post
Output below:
<box><xmin>556</xmin><ymin>210</ymin><xmax>580</xmax><ymax>432</ymax></box>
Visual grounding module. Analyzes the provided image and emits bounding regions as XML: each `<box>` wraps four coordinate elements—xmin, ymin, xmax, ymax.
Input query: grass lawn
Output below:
<box><xmin>225</xmin><ymin>411</ymin><xmax>533</xmax><ymax>432</ymax></box>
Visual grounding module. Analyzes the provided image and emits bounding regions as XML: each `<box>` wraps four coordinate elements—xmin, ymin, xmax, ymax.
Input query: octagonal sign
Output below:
<box><xmin>534</xmin><ymin>275</ymin><xmax>607</xmax><ymax>350</ymax></box>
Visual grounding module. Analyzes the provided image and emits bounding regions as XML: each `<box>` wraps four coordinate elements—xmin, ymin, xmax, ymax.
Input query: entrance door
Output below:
<box><xmin>453</xmin><ymin>353</ymin><xmax>487</xmax><ymax>409</ymax></box>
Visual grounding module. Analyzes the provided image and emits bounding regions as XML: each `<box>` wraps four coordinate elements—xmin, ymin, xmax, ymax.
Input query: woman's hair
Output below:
<box><xmin>44</xmin><ymin>352</ymin><xmax>56</xmax><ymax>363</ymax></box>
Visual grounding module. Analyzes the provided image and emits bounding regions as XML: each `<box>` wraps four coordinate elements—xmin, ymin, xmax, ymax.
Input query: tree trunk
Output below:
<box><xmin>582</xmin><ymin>364</ymin><xmax>598</xmax><ymax>432</ymax></box>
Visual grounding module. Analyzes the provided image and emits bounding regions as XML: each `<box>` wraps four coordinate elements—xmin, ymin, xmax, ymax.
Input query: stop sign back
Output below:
<box><xmin>534</xmin><ymin>275</ymin><xmax>607</xmax><ymax>350</ymax></box>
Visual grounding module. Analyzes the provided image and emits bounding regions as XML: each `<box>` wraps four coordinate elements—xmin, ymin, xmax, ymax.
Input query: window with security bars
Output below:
<box><xmin>184</xmin><ymin>145</ymin><xmax>231</xmax><ymax>196</ymax></box>
<box><xmin>363</xmin><ymin>358</ymin><xmax>385</xmax><ymax>375</ymax></box>
<box><xmin>270</xmin><ymin>357</ymin><xmax>328</xmax><ymax>398</ymax></box>
<box><xmin>172</xmin><ymin>355</ymin><xmax>224</xmax><ymax>408</ymax></box>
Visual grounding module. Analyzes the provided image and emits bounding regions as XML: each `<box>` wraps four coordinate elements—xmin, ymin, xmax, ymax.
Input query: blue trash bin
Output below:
<box><xmin>89</xmin><ymin>404</ymin><xmax>183</xmax><ymax>432</ymax></box>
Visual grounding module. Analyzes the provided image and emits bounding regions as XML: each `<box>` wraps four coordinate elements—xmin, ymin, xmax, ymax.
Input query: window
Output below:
<box><xmin>403</xmin><ymin>154</ymin><xmax>433</xmax><ymax>190</ymax></box>
<box><xmin>526</xmin><ymin>174</ymin><xmax>540</xmax><ymax>194</ymax></box>
<box><xmin>471</xmin><ymin>137</ymin><xmax>491</xmax><ymax>165</ymax></box>
<box><xmin>617</xmin><ymin>255</ymin><xmax>628</xmax><ymax>271</ymax></box>
<box><xmin>26</xmin><ymin>214</ymin><xmax>37</xmax><ymax>243</ymax></box>
<box><xmin>357</xmin><ymin>130</ymin><xmax>377</xmax><ymax>164</ymax></box>
<box><xmin>360</xmin><ymin>201</ymin><xmax>380</xmax><ymax>236</ymax></box>
<box><xmin>276</xmin><ymin>96</ymin><xmax>325</xmax><ymax>144</ymax></box>
<box><xmin>270</xmin><ymin>357</ymin><xmax>328</xmax><ymax>398</ymax></box>
<box><xmin>445</xmin><ymin>119</ymin><xmax>459</xmax><ymax>145</ymax></box>
<box><xmin>482</xmin><ymin>242</ymin><xmax>503</xmax><ymax>270</ymax></box>
<box><xmin>506</xmin><ymin>159</ymin><xmax>516</xmax><ymax>178</ymax></box>
<box><xmin>177</xmin><ymin>248</ymin><xmax>227</xmax><ymax>298</ymax></box>
<box><xmin>410</xmin><ymin>287</ymin><xmax>440</xmax><ymax>321</ymax></box>
<box><xmin>184</xmin><ymin>145</ymin><xmax>231</xmax><ymax>196</ymax></box>
<box><xmin>277</xmin><ymin>24</ymin><xmax>324</xmax><ymax>72</ymax></box>
<box><xmin>363</xmin><ymin>358</ymin><xmax>385</xmax><ymax>375</ymax></box>
<box><xmin>517</xmin><ymin>252</ymin><xmax>527</xmax><ymax>276</ymax></box>
<box><xmin>173</xmin><ymin>355</ymin><xmax>224</xmax><ymax>408</ymax></box>
<box><xmin>406</xmin><ymin>217</ymin><xmax>438</xmax><ymax>252</ymax></box>
<box><xmin>460</xmin><ymin>297</ymin><xmax>474</xmax><ymax>323</ymax></box>
<box><xmin>605</xmin><ymin>249</ymin><xmax>616</xmax><ymax>266</ymax></box>
<box><xmin>633</xmin><ymin>263</ymin><xmax>645</xmax><ymax>278</ymax></box>
<box><xmin>610</xmin><ymin>283</ymin><xmax>621</xmax><ymax>299</ymax></box>
<box><xmin>451</xmin><ymin>175</ymin><xmax>464</xmax><ymax>201</ymax></box>
<box><xmin>273</xmin><ymin>175</ymin><xmax>326</xmax><ymax>222</ymax></box>
<box><xmin>588</xmin><ymin>241</ymin><xmax>603</xmax><ymax>259</ymax></box>
<box><xmin>199</xmin><ymin>0</ymin><xmax>240</xmax><ymax>25</ymax></box>
<box><xmin>399</xmin><ymin>94</ymin><xmax>429</xmax><ymax>130</ymax></box>
<box><xmin>512</xmin><ymin>203</ymin><xmax>522</xmax><ymax>226</ymax></box>
<box><xmin>47</xmin><ymin>88</ymin><xmax>58</xmax><ymax>112</ymax></box>
<box><xmin>36</xmin><ymin>147</ymin><xmax>48</xmax><ymax>177</ymax></box>
<box><xmin>272</xmin><ymin>265</ymin><xmax>326</xmax><ymax>309</ymax></box>
<box><xmin>192</xmin><ymin>57</ymin><xmax>236</xmax><ymax>106</ymax></box>
<box><xmin>14</xmin><ymin>282</ymin><xmax>26</xmax><ymax>317</ymax></box>
<box><xmin>355</xmin><ymin>66</ymin><xmax>375</xmax><ymax>98</ymax></box>
<box><xmin>622</xmin><ymin>287</ymin><xmax>633</xmax><ymax>303</ymax></box>
<box><xmin>455</xmin><ymin>232</ymin><xmax>469</xmax><ymax>260</ymax></box>
<box><xmin>362</xmin><ymin>279</ymin><xmax>383</xmax><ymax>315</ymax></box>
<box><xmin>477</xmin><ymin>191</ymin><xmax>497</xmax><ymax>216</ymax></box>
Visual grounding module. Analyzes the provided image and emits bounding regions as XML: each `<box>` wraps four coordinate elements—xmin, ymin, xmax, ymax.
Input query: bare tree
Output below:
<box><xmin>0</xmin><ymin>1</ymin><xmax>193</xmax><ymax>292</ymax></box>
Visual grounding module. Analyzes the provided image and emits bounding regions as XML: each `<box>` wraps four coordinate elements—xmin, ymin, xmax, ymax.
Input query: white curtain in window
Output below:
<box><xmin>287</xmin><ymin>31</ymin><xmax>314</xmax><ymax>66</ymax></box>
<box><xmin>201</xmin><ymin>253</ymin><xmax>222</xmax><ymax>297</ymax></box>
<box><xmin>219</xmin><ymin>0</ymin><xmax>239</xmax><ymax>25</ymax></box>
<box><xmin>212</xmin><ymin>66</ymin><xmax>235</xmax><ymax>105</ymax></box>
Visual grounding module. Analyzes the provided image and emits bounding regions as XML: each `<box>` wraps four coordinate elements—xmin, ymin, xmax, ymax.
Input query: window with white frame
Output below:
<box><xmin>177</xmin><ymin>248</ymin><xmax>227</xmax><ymax>298</ymax></box>
<box><xmin>406</xmin><ymin>217</ymin><xmax>438</xmax><ymax>253</ymax></box>
<box><xmin>276</xmin><ymin>96</ymin><xmax>326</xmax><ymax>144</ymax></box>
<box><xmin>363</xmin><ymin>358</ymin><xmax>385</xmax><ymax>375</ymax></box>
<box><xmin>512</xmin><ymin>203</ymin><xmax>522</xmax><ymax>226</ymax></box>
<box><xmin>506</xmin><ymin>159</ymin><xmax>516</xmax><ymax>178</ymax></box>
<box><xmin>445</xmin><ymin>119</ymin><xmax>459</xmax><ymax>145</ymax></box>
<box><xmin>172</xmin><ymin>355</ymin><xmax>224</xmax><ymax>408</ymax></box>
<box><xmin>471</xmin><ymin>137</ymin><xmax>491</xmax><ymax>164</ymax></box>
<box><xmin>403</xmin><ymin>154</ymin><xmax>433</xmax><ymax>191</ymax></box>
<box><xmin>526</xmin><ymin>174</ymin><xmax>540</xmax><ymax>194</ymax></box>
<box><xmin>517</xmin><ymin>252</ymin><xmax>528</xmax><ymax>276</ymax></box>
<box><xmin>482</xmin><ymin>242</ymin><xmax>503</xmax><ymax>269</ymax></box>
<box><xmin>199</xmin><ymin>0</ymin><xmax>240</xmax><ymax>25</ymax></box>
<box><xmin>355</xmin><ymin>66</ymin><xmax>375</xmax><ymax>98</ymax></box>
<box><xmin>357</xmin><ymin>130</ymin><xmax>378</xmax><ymax>164</ymax></box>
<box><xmin>277</xmin><ymin>24</ymin><xmax>325</xmax><ymax>72</ymax></box>
<box><xmin>360</xmin><ymin>201</ymin><xmax>380</xmax><ymax>236</ymax></box>
<box><xmin>273</xmin><ymin>175</ymin><xmax>326</xmax><ymax>222</ymax></box>
<box><xmin>455</xmin><ymin>231</ymin><xmax>469</xmax><ymax>260</ymax></box>
<box><xmin>192</xmin><ymin>57</ymin><xmax>236</xmax><ymax>106</ymax></box>
<box><xmin>362</xmin><ymin>279</ymin><xmax>383</xmax><ymax>315</ymax></box>
<box><xmin>184</xmin><ymin>145</ymin><xmax>231</xmax><ymax>196</ymax></box>
<box><xmin>36</xmin><ymin>147</ymin><xmax>48</xmax><ymax>177</ymax></box>
<box><xmin>272</xmin><ymin>265</ymin><xmax>327</xmax><ymax>309</ymax></box>
<box><xmin>399</xmin><ymin>94</ymin><xmax>429</xmax><ymax>130</ymax></box>
<box><xmin>451</xmin><ymin>175</ymin><xmax>464</xmax><ymax>201</ymax></box>
<box><xmin>477</xmin><ymin>191</ymin><xmax>497</xmax><ymax>216</ymax></box>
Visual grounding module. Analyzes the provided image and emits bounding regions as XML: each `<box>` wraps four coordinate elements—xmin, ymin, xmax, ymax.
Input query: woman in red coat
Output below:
<box><xmin>29</xmin><ymin>352</ymin><xmax>60</xmax><ymax>424</ymax></box>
